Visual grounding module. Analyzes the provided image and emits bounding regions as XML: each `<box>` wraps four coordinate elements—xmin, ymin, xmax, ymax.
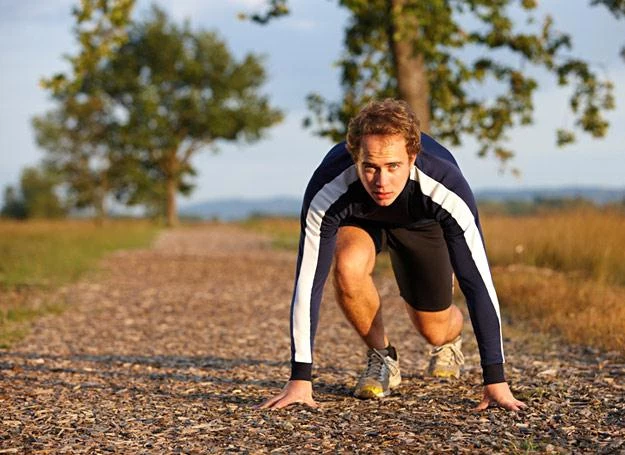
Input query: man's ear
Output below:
<box><xmin>408</xmin><ymin>153</ymin><xmax>417</xmax><ymax>166</ymax></box>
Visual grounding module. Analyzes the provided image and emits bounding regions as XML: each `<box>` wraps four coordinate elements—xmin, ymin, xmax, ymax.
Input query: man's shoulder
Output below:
<box><xmin>420</xmin><ymin>133</ymin><xmax>459</xmax><ymax>168</ymax></box>
<box><xmin>313</xmin><ymin>142</ymin><xmax>355</xmax><ymax>178</ymax></box>
<box><xmin>416</xmin><ymin>135</ymin><xmax>473</xmax><ymax>195</ymax></box>
<box><xmin>319</xmin><ymin>141</ymin><xmax>352</xmax><ymax>167</ymax></box>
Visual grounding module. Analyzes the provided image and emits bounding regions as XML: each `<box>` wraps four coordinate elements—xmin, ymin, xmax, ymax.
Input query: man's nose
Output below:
<box><xmin>376</xmin><ymin>170</ymin><xmax>388</xmax><ymax>187</ymax></box>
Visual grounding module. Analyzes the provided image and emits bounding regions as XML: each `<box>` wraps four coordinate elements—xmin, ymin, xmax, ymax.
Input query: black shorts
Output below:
<box><xmin>341</xmin><ymin>220</ymin><xmax>453</xmax><ymax>312</ymax></box>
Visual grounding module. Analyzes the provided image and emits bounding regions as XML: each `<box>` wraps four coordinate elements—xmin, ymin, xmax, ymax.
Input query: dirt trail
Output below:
<box><xmin>1</xmin><ymin>224</ymin><xmax>623</xmax><ymax>453</ymax></box>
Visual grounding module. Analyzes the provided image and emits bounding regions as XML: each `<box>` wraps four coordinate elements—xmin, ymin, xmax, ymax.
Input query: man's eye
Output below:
<box><xmin>389</xmin><ymin>163</ymin><xmax>400</xmax><ymax>170</ymax></box>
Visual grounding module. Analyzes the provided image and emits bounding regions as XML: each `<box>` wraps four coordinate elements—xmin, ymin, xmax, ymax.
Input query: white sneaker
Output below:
<box><xmin>428</xmin><ymin>335</ymin><xmax>464</xmax><ymax>379</ymax></box>
<box><xmin>354</xmin><ymin>347</ymin><xmax>401</xmax><ymax>398</ymax></box>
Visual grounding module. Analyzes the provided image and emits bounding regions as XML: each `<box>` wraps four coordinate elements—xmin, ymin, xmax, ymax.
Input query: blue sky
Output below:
<box><xmin>1</xmin><ymin>0</ymin><xmax>624</xmax><ymax>207</ymax></box>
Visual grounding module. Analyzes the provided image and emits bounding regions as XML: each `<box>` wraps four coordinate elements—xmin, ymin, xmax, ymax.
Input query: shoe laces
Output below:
<box><xmin>430</xmin><ymin>340</ymin><xmax>465</xmax><ymax>366</ymax></box>
<box><xmin>362</xmin><ymin>348</ymin><xmax>397</xmax><ymax>382</ymax></box>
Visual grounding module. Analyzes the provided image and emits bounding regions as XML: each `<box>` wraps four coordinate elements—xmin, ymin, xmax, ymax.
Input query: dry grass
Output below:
<box><xmin>482</xmin><ymin>207</ymin><xmax>625</xmax><ymax>353</ymax></box>
<box><xmin>482</xmin><ymin>207</ymin><xmax>625</xmax><ymax>286</ymax></box>
<box><xmin>493</xmin><ymin>265</ymin><xmax>625</xmax><ymax>353</ymax></box>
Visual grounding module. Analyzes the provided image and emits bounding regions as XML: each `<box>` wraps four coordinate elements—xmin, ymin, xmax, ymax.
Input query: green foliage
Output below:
<box><xmin>35</xmin><ymin>2</ymin><xmax>283</xmax><ymax>226</ymax></box>
<box><xmin>102</xmin><ymin>6</ymin><xmax>283</xmax><ymax>225</ymax></box>
<box><xmin>1</xmin><ymin>186</ymin><xmax>27</xmax><ymax>219</ymax></box>
<box><xmin>250</xmin><ymin>0</ymin><xmax>620</xmax><ymax>165</ymax></box>
<box><xmin>34</xmin><ymin>0</ymin><xmax>136</xmax><ymax>220</ymax></box>
<box><xmin>1</xmin><ymin>167</ymin><xmax>66</xmax><ymax>219</ymax></box>
<box><xmin>591</xmin><ymin>0</ymin><xmax>625</xmax><ymax>18</ymax></box>
<box><xmin>40</xmin><ymin>0</ymin><xmax>136</xmax><ymax>95</ymax></box>
<box><xmin>241</xmin><ymin>0</ymin><xmax>290</xmax><ymax>23</ymax></box>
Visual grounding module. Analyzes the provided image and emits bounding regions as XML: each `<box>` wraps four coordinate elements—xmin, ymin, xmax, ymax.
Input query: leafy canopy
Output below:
<box><xmin>249</xmin><ymin>0</ymin><xmax>619</xmax><ymax>165</ymax></box>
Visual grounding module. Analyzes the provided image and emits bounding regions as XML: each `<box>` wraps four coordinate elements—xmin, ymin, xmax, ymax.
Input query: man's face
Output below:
<box><xmin>356</xmin><ymin>134</ymin><xmax>416</xmax><ymax>207</ymax></box>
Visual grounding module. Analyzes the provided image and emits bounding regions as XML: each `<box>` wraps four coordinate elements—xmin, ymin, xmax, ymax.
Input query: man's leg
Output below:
<box><xmin>387</xmin><ymin>223</ymin><xmax>465</xmax><ymax>378</ymax></box>
<box><xmin>332</xmin><ymin>225</ymin><xmax>386</xmax><ymax>350</ymax></box>
<box><xmin>333</xmin><ymin>225</ymin><xmax>400</xmax><ymax>398</ymax></box>
<box><xmin>404</xmin><ymin>304</ymin><xmax>463</xmax><ymax>348</ymax></box>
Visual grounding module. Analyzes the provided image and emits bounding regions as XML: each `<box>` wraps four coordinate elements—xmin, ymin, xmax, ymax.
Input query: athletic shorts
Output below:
<box><xmin>340</xmin><ymin>220</ymin><xmax>453</xmax><ymax>312</ymax></box>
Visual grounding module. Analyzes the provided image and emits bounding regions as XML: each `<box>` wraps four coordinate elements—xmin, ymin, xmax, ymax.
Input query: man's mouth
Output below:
<box><xmin>373</xmin><ymin>191</ymin><xmax>393</xmax><ymax>200</ymax></box>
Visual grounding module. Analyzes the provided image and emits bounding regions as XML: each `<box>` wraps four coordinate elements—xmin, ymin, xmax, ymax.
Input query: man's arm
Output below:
<box><xmin>260</xmin><ymin>147</ymin><xmax>358</xmax><ymax>408</ymax></box>
<box><xmin>415</xmin><ymin>159</ymin><xmax>526</xmax><ymax>410</ymax></box>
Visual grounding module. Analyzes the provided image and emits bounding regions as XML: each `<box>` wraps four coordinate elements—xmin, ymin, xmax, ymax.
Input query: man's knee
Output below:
<box><xmin>408</xmin><ymin>306</ymin><xmax>459</xmax><ymax>346</ymax></box>
<box><xmin>333</xmin><ymin>249</ymin><xmax>373</xmax><ymax>295</ymax></box>
<box><xmin>333</xmin><ymin>227</ymin><xmax>376</xmax><ymax>294</ymax></box>
<box><xmin>419</xmin><ymin>327</ymin><xmax>449</xmax><ymax>347</ymax></box>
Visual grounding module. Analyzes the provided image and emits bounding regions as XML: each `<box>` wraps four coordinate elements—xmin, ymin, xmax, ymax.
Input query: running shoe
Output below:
<box><xmin>354</xmin><ymin>346</ymin><xmax>401</xmax><ymax>398</ymax></box>
<box><xmin>428</xmin><ymin>335</ymin><xmax>464</xmax><ymax>379</ymax></box>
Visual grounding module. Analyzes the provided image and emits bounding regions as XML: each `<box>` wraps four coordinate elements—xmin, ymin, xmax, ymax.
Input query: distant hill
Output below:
<box><xmin>180</xmin><ymin>187</ymin><xmax>625</xmax><ymax>220</ymax></box>
<box><xmin>475</xmin><ymin>186</ymin><xmax>625</xmax><ymax>205</ymax></box>
<box><xmin>179</xmin><ymin>196</ymin><xmax>301</xmax><ymax>221</ymax></box>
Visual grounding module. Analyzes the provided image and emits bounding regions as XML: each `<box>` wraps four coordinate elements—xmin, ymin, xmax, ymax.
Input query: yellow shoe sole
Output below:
<box><xmin>430</xmin><ymin>369</ymin><xmax>460</xmax><ymax>379</ymax></box>
<box><xmin>354</xmin><ymin>385</ymin><xmax>388</xmax><ymax>399</ymax></box>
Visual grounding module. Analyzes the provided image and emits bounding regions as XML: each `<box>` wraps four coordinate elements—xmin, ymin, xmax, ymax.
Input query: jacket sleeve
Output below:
<box><xmin>417</xmin><ymin>166</ymin><xmax>506</xmax><ymax>385</ymax></box>
<box><xmin>289</xmin><ymin>165</ymin><xmax>359</xmax><ymax>381</ymax></box>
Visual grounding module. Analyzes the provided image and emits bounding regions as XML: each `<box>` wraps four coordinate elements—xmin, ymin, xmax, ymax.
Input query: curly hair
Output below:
<box><xmin>346</xmin><ymin>99</ymin><xmax>421</xmax><ymax>162</ymax></box>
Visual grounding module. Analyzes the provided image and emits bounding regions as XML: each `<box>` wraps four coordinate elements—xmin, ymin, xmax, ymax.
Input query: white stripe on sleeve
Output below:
<box><xmin>415</xmin><ymin>168</ymin><xmax>505</xmax><ymax>362</ymax></box>
<box><xmin>292</xmin><ymin>166</ymin><xmax>359</xmax><ymax>364</ymax></box>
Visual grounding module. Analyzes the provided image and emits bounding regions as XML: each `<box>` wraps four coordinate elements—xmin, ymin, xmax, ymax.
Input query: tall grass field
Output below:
<box><xmin>241</xmin><ymin>207</ymin><xmax>625</xmax><ymax>354</ymax></box>
<box><xmin>0</xmin><ymin>219</ymin><xmax>160</xmax><ymax>347</ymax></box>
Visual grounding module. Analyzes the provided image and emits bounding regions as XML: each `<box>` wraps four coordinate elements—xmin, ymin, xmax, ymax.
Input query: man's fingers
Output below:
<box><xmin>513</xmin><ymin>399</ymin><xmax>527</xmax><ymax>410</ymax></box>
<box><xmin>274</xmin><ymin>397</ymin><xmax>319</xmax><ymax>410</ymax></box>
<box><xmin>502</xmin><ymin>401</ymin><xmax>520</xmax><ymax>411</ymax></box>
<box><xmin>474</xmin><ymin>398</ymin><xmax>490</xmax><ymax>411</ymax></box>
<box><xmin>501</xmin><ymin>399</ymin><xmax>527</xmax><ymax>411</ymax></box>
<box><xmin>475</xmin><ymin>397</ymin><xmax>527</xmax><ymax>412</ymax></box>
<box><xmin>258</xmin><ymin>393</ymin><xmax>285</xmax><ymax>409</ymax></box>
<box><xmin>273</xmin><ymin>397</ymin><xmax>296</xmax><ymax>409</ymax></box>
<box><xmin>306</xmin><ymin>399</ymin><xmax>319</xmax><ymax>409</ymax></box>
<box><xmin>259</xmin><ymin>395</ymin><xmax>316</xmax><ymax>410</ymax></box>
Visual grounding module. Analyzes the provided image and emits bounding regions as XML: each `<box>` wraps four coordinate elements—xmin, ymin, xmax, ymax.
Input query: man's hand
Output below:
<box><xmin>258</xmin><ymin>380</ymin><xmax>318</xmax><ymax>410</ymax></box>
<box><xmin>475</xmin><ymin>382</ymin><xmax>526</xmax><ymax>411</ymax></box>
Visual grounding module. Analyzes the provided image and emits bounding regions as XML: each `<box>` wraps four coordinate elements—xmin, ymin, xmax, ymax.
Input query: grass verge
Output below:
<box><xmin>0</xmin><ymin>219</ymin><xmax>160</xmax><ymax>347</ymax></box>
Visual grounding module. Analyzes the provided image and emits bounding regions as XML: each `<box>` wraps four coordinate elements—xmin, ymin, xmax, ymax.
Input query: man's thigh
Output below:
<box><xmin>386</xmin><ymin>222</ymin><xmax>453</xmax><ymax>312</ymax></box>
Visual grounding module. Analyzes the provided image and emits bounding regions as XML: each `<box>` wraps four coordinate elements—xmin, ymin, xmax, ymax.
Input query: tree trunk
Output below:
<box><xmin>94</xmin><ymin>171</ymin><xmax>108</xmax><ymax>227</ymax></box>
<box><xmin>166</xmin><ymin>176</ymin><xmax>177</xmax><ymax>227</ymax></box>
<box><xmin>388</xmin><ymin>0</ymin><xmax>431</xmax><ymax>133</ymax></box>
<box><xmin>165</xmin><ymin>153</ymin><xmax>179</xmax><ymax>227</ymax></box>
<box><xmin>94</xmin><ymin>193</ymin><xmax>106</xmax><ymax>227</ymax></box>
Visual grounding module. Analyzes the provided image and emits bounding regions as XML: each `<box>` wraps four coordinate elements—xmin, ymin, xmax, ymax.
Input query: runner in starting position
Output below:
<box><xmin>260</xmin><ymin>99</ymin><xmax>526</xmax><ymax>411</ymax></box>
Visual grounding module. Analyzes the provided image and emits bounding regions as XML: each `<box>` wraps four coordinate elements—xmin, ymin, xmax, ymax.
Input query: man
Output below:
<box><xmin>261</xmin><ymin>99</ymin><xmax>526</xmax><ymax>411</ymax></box>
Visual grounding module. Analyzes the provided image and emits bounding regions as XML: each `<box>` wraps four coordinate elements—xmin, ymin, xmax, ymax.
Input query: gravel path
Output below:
<box><xmin>1</xmin><ymin>224</ymin><xmax>624</xmax><ymax>454</ymax></box>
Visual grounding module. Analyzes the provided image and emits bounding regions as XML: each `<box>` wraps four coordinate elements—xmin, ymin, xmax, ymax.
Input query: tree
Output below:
<box><xmin>249</xmin><ymin>0</ymin><xmax>621</xmax><ymax>165</ymax></box>
<box><xmin>33</xmin><ymin>98</ymin><xmax>118</xmax><ymax>222</ymax></box>
<box><xmin>35</xmin><ymin>2</ymin><xmax>282</xmax><ymax>226</ymax></box>
<box><xmin>1</xmin><ymin>186</ymin><xmax>27</xmax><ymax>219</ymax></box>
<box><xmin>34</xmin><ymin>0</ymin><xmax>135</xmax><ymax>222</ymax></box>
<box><xmin>102</xmin><ymin>7</ymin><xmax>283</xmax><ymax>226</ymax></box>
<box><xmin>1</xmin><ymin>167</ymin><xmax>66</xmax><ymax>219</ymax></box>
<box><xmin>20</xmin><ymin>167</ymin><xmax>67</xmax><ymax>219</ymax></box>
